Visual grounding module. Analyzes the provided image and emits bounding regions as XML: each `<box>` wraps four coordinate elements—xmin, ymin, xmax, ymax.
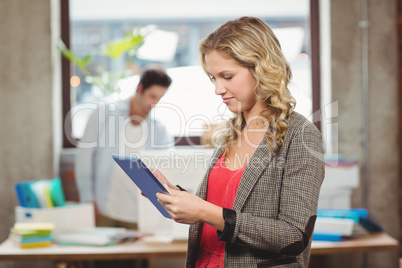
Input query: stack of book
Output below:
<box><xmin>312</xmin><ymin>208</ymin><xmax>383</xmax><ymax>241</ymax></box>
<box><xmin>9</xmin><ymin>222</ymin><xmax>55</xmax><ymax>248</ymax></box>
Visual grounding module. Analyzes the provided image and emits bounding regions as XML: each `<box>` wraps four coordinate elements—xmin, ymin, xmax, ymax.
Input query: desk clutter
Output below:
<box><xmin>9</xmin><ymin>222</ymin><xmax>55</xmax><ymax>248</ymax></box>
<box><xmin>14</xmin><ymin>177</ymin><xmax>95</xmax><ymax>235</ymax></box>
<box><xmin>319</xmin><ymin>155</ymin><xmax>359</xmax><ymax>210</ymax></box>
<box><xmin>9</xmin><ymin>222</ymin><xmax>140</xmax><ymax>248</ymax></box>
<box><xmin>312</xmin><ymin>208</ymin><xmax>383</xmax><ymax>241</ymax></box>
<box><xmin>12</xmin><ymin>178</ymin><xmax>140</xmax><ymax>249</ymax></box>
<box><xmin>15</xmin><ymin>177</ymin><xmax>66</xmax><ymax>208</ymax></box>
<box><xmin>55</xmin><ymin>227</ymin><xmax>141</xmax><ymax>246</ymax></box>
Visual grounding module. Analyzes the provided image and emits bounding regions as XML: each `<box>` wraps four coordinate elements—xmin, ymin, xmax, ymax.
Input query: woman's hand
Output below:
<box><xmin>149</xmin><ymin>169</ymin><xmax>179</xmax><ymax>190</ymax></box>
<box><xmin>141</xmin><ymin>169</ymin><xmax>180</xmax><ymax>198</ymax></box>
<box><xmin>157</xmin><ymin>185</ymin><xmax>225</xmax><ymax>231</ymax></box>
<box><xmin>156</xmin><ymin>186</ymin><xmax>205</xmax><ymax>224</ymax></box>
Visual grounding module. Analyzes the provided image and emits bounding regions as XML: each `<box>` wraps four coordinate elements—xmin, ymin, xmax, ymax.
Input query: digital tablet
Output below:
<box><xmin>111</xmin><ymin>154</ymin><xmax>171</xmax><ymax>218</ymax></box>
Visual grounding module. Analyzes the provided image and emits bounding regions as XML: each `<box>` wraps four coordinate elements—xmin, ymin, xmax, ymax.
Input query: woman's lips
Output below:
<box><xmin>222</xmin><ymin>97</ymin><xmax>233</xmax><ymax>104</ymax></box>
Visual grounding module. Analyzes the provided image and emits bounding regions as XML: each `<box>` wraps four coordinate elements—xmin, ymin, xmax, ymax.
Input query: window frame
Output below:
<box><xmin>60</xmin><ymin>0</ymin><xmax>321</xmax><ymax>148</ymax></box>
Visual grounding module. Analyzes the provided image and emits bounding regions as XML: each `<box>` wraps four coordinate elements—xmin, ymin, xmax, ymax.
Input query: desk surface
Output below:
<box><xmin>0</xmin><ymin>233</ymin><xmax>398</xmax><ymax>261</ymax></box>
<box><xmin>0</xmin><ymin>236</ymin><xmax>188</xmax><ymax>261</ymax></box>
<box><xmin>310</xmin><ymin>232</ymin><xmax>399</xmax><ymax>255</ymax></box>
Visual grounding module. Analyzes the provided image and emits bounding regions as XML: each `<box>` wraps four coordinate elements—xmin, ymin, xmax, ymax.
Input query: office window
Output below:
<box><xmin>62</xmin><ymin>0</ymin><xmax>315</xmax><ymax>147</ymax></box>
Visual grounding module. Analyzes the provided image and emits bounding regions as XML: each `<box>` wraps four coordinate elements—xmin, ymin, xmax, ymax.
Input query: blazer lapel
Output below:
<box><xmin>233</xmin><ymin>135</ymin><xmax>273</xmax><ymax>211</ymax></box>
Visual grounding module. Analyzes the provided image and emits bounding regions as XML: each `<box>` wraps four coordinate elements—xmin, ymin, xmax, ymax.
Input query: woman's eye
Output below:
<box><xmin>224</xmin><ymin>76</ymin><xmax>232</xmax><ymax>80</ymax></box>
<box><xmin>209</xmin><ymin>76</ymin><xmax>216</xmax><ymax>84</ymax></box>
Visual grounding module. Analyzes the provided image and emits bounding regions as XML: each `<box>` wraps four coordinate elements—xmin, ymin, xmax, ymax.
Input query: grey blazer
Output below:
<box><xmin>185</xmin><ymin>112</ymin><xmax>325</xmax><ymax>268</ymax></box>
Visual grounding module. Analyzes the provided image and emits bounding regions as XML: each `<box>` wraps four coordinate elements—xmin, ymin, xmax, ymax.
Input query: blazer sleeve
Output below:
<box><xmin>74</xmin><ymin>107</ymin><xmax>100</xmax><ymax>203</ymax></box>
<box><xmin>229</xmin><ymin>122</ymin><xmax>325</xmax><ymax>255</ymax></box>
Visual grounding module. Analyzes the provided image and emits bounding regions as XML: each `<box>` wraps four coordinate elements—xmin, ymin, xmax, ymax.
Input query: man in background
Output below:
<box><xmin>75</xmin><ymin>67</ymin><xmax>174</xmax><ymax>229</ymax></box>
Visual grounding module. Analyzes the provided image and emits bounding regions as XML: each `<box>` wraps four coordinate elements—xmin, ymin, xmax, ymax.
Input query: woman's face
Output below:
<box><xmin>205</xmin><ymin>50</ymin><xmax>259</xmax><ymax>115</ymax></box>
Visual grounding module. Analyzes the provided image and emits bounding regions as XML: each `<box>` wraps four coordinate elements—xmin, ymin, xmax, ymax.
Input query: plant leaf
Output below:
<box><xmin>101</xmin><ymin>30</ymin><xmax>145</xmax><ymax>59</ymax></box>
<box><xmin>57</xmin><ymin>38</ymin><xmax>92</xmax><ymax>76</ymax></box>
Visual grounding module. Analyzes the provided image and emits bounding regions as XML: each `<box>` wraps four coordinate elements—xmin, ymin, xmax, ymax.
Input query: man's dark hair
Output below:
<box><xmin>139</xmin><ymin>68</ymin><xmax>172</xmax><ymax>91</ymax></box>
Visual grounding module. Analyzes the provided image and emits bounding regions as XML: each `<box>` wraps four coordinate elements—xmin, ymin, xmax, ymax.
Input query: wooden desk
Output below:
<box><xmin>311</xmin><ymin>232</ymin><xmax>398</xmax><ymax>255</ymax></box>
<box><xmin>0</xmin><ymin>233</ymin><xmax>398</xmax><ymax>261</ymax></box>
<box><xmin>0</xmin><ymin>236</ymin><xmax>188</xmax><ymax>261</ymax></box>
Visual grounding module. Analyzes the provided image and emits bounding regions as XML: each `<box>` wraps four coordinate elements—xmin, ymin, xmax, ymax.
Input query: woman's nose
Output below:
<box><xmin>214</xmin><ymin>80</ymin><xmax>226</xmax><ymax>95</ymax></box>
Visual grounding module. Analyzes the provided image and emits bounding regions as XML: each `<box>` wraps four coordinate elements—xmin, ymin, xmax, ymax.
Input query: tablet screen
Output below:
<box><xmin>112</xmin><ymin>154</ymin><xmax>171</xmax><ymax>218</ymax></box>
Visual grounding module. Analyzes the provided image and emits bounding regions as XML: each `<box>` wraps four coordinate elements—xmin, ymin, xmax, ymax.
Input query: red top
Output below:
<box><xmin>195</xmin><ymin>153</ymin><xmax>246</xmax><ymax>268</ymax></box>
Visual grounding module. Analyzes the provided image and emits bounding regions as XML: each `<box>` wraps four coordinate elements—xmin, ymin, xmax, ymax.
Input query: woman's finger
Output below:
<box><xmin>156</xmin><ymin>192</ymin><xmax>171</xmax><ymax>203</ymax></box>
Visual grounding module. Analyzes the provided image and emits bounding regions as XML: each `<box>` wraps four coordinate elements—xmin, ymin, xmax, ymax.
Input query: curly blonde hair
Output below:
<box><xmin>199</xmin><ymin>16</ymin><xmax>296</xmax><ymax>152</ymax></box>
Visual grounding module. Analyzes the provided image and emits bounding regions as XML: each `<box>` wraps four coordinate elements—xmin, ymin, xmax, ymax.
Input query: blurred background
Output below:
<box><xmin>67</xmin><ymin>0</ymin><xmax>313</xmax><ymax>140</ymax></box>
<box><xmin>0</xmin><ymin>0</ymin><xmax>400</xmax><ymax>267</ymax></box>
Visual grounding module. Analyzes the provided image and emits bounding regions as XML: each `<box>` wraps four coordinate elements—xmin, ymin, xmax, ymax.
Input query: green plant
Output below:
<box><xmin>58</xmin><ymin>26</ymin><xmax>155</xmax><ymax>97</ymax></box>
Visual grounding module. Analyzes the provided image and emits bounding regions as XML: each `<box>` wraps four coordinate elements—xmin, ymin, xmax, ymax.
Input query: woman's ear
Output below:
<box><xmin>136</xmin><ymin>83</ymin><xmax>143</xmax><ymax>94</ymax></box>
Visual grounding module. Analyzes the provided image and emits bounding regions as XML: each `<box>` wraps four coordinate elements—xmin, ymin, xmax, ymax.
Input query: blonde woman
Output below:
<box><xmin>155</xmin><ymin>17</ymin><xmax>325</xmax><ymax>268</ymax></box>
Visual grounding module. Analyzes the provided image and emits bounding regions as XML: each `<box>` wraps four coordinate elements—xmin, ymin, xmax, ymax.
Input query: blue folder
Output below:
<box><xmin>15</xmin><ymin>182</ymin><xmax>40</xmax><ymax>208</ymax></box>
<box><xmin>316</xmin><ymin>208</ymin><xmax>383</xmax><ymax>233</ymax></box>
<box><xmin>112</xmin><ymin>154</ymin><xmax>171</xmax><ymax>218</ymax></box>
<box><xmin>312</xmin><ymin>233</ymin><xmax>344</xmax><ymax>242</ymax></box>
<box><xmin>317</xmin><ymin>209</ymin><xmax>368</xmax><ymax>222</ymax></box>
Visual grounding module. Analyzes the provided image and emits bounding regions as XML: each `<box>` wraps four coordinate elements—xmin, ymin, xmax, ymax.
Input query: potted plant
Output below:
<box><xmin>57</xmin><ymin>26</ymin><xmax>156</xmax><ymax>99</ymax></box>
